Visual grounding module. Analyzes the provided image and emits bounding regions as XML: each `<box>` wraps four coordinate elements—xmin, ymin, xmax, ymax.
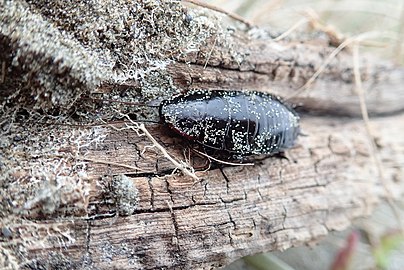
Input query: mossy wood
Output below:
<box><xmin>1</xmin><ymin>1</ymin><xmax>404</xmax><ymax>269</ymax></box>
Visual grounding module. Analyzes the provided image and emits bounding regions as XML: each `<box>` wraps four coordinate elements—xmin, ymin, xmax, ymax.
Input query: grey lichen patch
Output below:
<box><xmin>0</xmin><ymin>2</ymin><xmax>233</xmax><ymax>267</ymax></box>
<box><xmin>99</xmin><ymin>240</ymin><xmax>142</xmax><ymax>267</ymax></box>
<box><xmin>1</xmin><ymin>0</ymin><xmax>223</xmax><ymax>221</ymax></box>
<box><xmin>25</xmin><ymin>252</ymin><xmax>79</xmax><ymax>270</ymax></box>
<box><xmin>1</xmin><ymin>0</ymin><xmax>231</xmax><ymax>127</ymax></box>
<box><xmin>22</xmin><ymin>176</ymin><xmax>91</xmax><ymax>217</ymax></box>
<box><xmin>0</xmin><ymin>215</ymin><xmax>79</xmax><ymax>269</ymax></box>
<box><xmin>140</xmin><ymin>69</ymin><xmax>180</xmax><ymax>102</ymax></box>
<box><xmin>17</xmin><ymin>0</ymin><xmax>220</xmax><ymax>105</ymax></box>
<box><xmin>0</xmin><ymin>121</ymin><xmax>107</xmax><ymax>269</ymax></box>
<box><xmin>0</xmin><ymin>122</ymin><xmax>107</xmax><ymax>218</ymax></box>
<box><xmin>111</xmin><ymin>174</ymin><xmax>139</xmax><ymax>216</ymax></box>
<box><xmin>24</xmin><ymin>0</ymin><xmax>207</xmax><ymax>60</ymax></box>
<box><xmin>0</xmin><ymin>0</ymin><xmax>107</xmax><ymax>112</ymax></box>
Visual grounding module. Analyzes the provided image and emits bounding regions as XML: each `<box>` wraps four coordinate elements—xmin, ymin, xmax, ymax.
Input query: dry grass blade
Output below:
<box><xmin>136</xmin><ymin>123</ymin><xmax>199</xmax><ymax>180</ymax></box>
<box><xmin>286</xmin><ymin>36</ymin><xmax>353</xmax><ymax>100</ymax></box>
<box><xmin>183</xmin><ymin>0</ymin><xmax>253</xmax><ymax>27</ymax></box>
<box><xmin>192</xmin><ymin>148</ymin><xmax>254</xmax><ymax>166</ymax></box>
<box><xmin>273</xmin><ymin>18</ymin><xmax>308</xmax><ymax>41</ymax></box>
<box><xmin>352</xmin><ymin>42</ymin><xmax>403</xmax><ymax>232</ymax></box>
<box><xmin>104</xmin><ymin>114</ymin><xmax>199</xmax><ymax>180</ymax></box>
<box><xmin>287</xmin><ymin>30</ymin><xmax>398</xmax><ymax>100</ymax></box>
<box><xmin>77</xmin><ymin>156</ymin><xmax>152</xmax><ymax>173</ymax></box>
<box><xmin>394</xmin><ymin>3</ymin><xmax>404</xmax><ymax>63</ymax></box>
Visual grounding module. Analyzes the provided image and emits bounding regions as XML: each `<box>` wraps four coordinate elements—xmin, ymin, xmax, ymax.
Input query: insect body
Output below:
<box><xmin>159</xmin><ymin>90</ymin><xmax>300</xmax><ymax>157</ymax></box>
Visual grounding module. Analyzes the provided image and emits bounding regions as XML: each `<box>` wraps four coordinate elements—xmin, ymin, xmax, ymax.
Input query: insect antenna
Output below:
<box><xmin>68</xmin><ymin>96</ymin><xmax>162</xmax><ymax>125</ymax></box>
<box><xmin>126</xmin><ymin>117</ymin><xmax>160</xmax><ymax>124</ymax></box>
<box><xmin>39</xmin><ymin>118</ymin><xmax>161</xmax><ymax>128</ymax></box>
<box><xmin>81</xmin><ymin>96</ymin><xmax>160</xmax><ymax>108</ymax></box>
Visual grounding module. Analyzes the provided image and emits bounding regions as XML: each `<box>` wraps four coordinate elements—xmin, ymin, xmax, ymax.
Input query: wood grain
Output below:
<box><xmin>7</xmin><ymin>114</ymin><xmax>400</xmax><ymax>269</ymax></box>
<box><xmin>1</xmin><ymin>1</ymin><xmax>404</xmax><ymax>269</ymax></box>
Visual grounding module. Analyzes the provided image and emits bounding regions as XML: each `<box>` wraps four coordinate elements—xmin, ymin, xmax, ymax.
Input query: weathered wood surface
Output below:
<box><xmin>1</xmin><ymin>1</ymin><xmax>404</xmax><ymax>269</ymax></box>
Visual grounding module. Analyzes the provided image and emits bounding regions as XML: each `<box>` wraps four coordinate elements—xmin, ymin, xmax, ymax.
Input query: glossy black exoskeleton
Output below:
<box><xmin>159</xmin><ymin>90</ymin><xmax>300</xmax><ymax>157</ymax></box>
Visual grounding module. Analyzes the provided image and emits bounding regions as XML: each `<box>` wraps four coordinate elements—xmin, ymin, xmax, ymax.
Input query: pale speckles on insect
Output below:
<box><xmin>159</xmin><ymin>90</ymin><xmax>300</xmax><ymax>158</ymax></box>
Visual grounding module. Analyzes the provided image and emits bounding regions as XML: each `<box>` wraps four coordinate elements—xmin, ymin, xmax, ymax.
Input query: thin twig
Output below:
<box><xmin>107</xmin><ymin>114</ymin><xmax>199</xmax><ymax>180</ymax></box>
<box><xmin>352</xmin><ymin>43</ymin><xmax>403</xmax><ymax>231</ymax></box>
<box><xmin>394</xmin><ymin>2</ymin><xmax>404</xmax><ymax>64</ymax></box>
<box><xmin>136</xmin><ymin>123</ymin><xmax>199</xmax><ymax>180</ymax></box>
<box><xmin>183</xmin><ymin>0</ymin><xmax>253</xmax><ymax>27</ymax></box>
<box><xmin>251</xmin><ymin>0</ymin><xmax>282</xmax><ymax>24</ymax></box>
<box><xmin>192</xmin><ymin>148</ymin><xmax>254</xmax><ymax>166</ymax></box>
<box><xmin>286</xmin><ymin>36</ymin><xmax>354</xmax><ymax>100</ymax></box>
<box><xmin>274</xmin><ymin>18</ymin><xmax>308</xmax><ymax>41</ymax></box>
<box><xmin>77</xmin><ymin>156</ymin><xmax>151</xmax><ymax>173</ymax></box>
<box><xmin>304</xmin><ymin>9</ymin><xmax>345</xmax><ymax>47</ymax></box>
<box><xmin>204</xmin><ymin>34</ymin><xmax>218</xmax><ymax>69</ymax></box>
<box><xmin>287</xmin><ymin>31</ymin><xmax>398</xmax><ymax>100</ymax></box>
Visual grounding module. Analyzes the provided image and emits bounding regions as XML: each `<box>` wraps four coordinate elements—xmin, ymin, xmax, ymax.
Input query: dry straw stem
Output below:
<box><xmin>287</xmin><ymin>36</ymin><xmax>353</xmax><ymax>99</ymax></box>
<box><xmin>76</xmin><ymin>156</ymin><xmax>151</xmax><ymax>173</ymax></box>
<box><xmin>352</xmin><ymin>43</ymin><xmax>403</xmax><ymax>232</ymax></box>
<box><xmin>2</xmin><ymin>1</ymin><xmax>404</xmax><ymax>268</ymax></box>
<box><xmin>135</xmin><ymin>122</ymin><xmax>199</xmax><ymax>180</ymax></box>
<box><xmin>183</xmin><ymin>0</ymin><xmax>253</xmax><ymax>27</ymax></box>
<box><xmin>283</xmin><ymin>12</ymin><xmax>388</xmax><ymax>47</ymax></box>
<box><xmin>203</xmin><ymin>34</ymin><xmax>218</xmax><ymax>69</ymax></box>
<box><xmin>104</xmin><ymin>114</ymin><xmax>199</xmax><ymax>180</ymax></box>
<box><xmin>250</xmin><ymin>0</ymin><xmax>283</xmax><ymax>23</ymax></box>
<box><xmin>282</xmin><ymin>18</ymin><xmax>404</xmax><ymax>228</ymax></box>
<box><xmin>273</xmin><ymin>9</ymin><xmax>404</xmax><ymax>230</ymax></box>
<box><xmin>273</xmin><ymin>18</ymin><xmax>308</xmax><ymax>41</ymax></box>
<box><xmin>394</xmin><ymin>2</ymin><xmax>404</xmax><ymax>63</ymax></box>
<box><xmin>286</xmin><ymin>30</ymin><xmax>398</xmax><ymax>100</ymax></box>
<box><xmin>192</xmin><ymin>148</ymin><xmax>254</xmax><ymax>166</ymax></box>
<box><xmin>304</xmin><ymin>9</ymin><xmax>345</xmax><ymax>46</ymax></box>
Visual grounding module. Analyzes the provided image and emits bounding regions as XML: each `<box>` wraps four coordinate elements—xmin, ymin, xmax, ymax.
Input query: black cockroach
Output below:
<box><xmin>158</xmin><ymin>90</ymin><xmax>300</xmax><ymax>158</ymax></box>
<box><xmin>86</xmin><ymin>89</ymin><xmax>300</xmax><ymax>160</ymax></box>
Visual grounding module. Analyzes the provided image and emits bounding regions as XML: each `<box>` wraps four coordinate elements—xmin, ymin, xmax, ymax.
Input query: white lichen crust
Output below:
<box><xmin>1</xmin><ymin>0</ymin><xmax>221</xmax><ymax>115</ymax></box>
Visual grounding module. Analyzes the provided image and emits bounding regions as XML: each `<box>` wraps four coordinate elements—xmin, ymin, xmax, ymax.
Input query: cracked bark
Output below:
<box><xmin>1</xmin><ymin>1</ymin><xmax>404</xmax><ymax>270</ymax></box>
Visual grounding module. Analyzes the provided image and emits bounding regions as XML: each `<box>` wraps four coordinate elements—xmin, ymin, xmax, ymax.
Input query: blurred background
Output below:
<box><xmin>208</xmin><ymin>0</ymin><xmax>404</xmax><ymax>63</ymax></box>
<box><xmin>203</xmin><ymin>0</ymin><xmax>404</xmax><ymax>269</ymax></box>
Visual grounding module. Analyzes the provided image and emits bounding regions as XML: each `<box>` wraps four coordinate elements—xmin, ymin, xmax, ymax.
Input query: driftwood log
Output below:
<box><xmin>1</xmin><ymin>0</ymin><xmax>404</xmax><ymax>269</ymax></box>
